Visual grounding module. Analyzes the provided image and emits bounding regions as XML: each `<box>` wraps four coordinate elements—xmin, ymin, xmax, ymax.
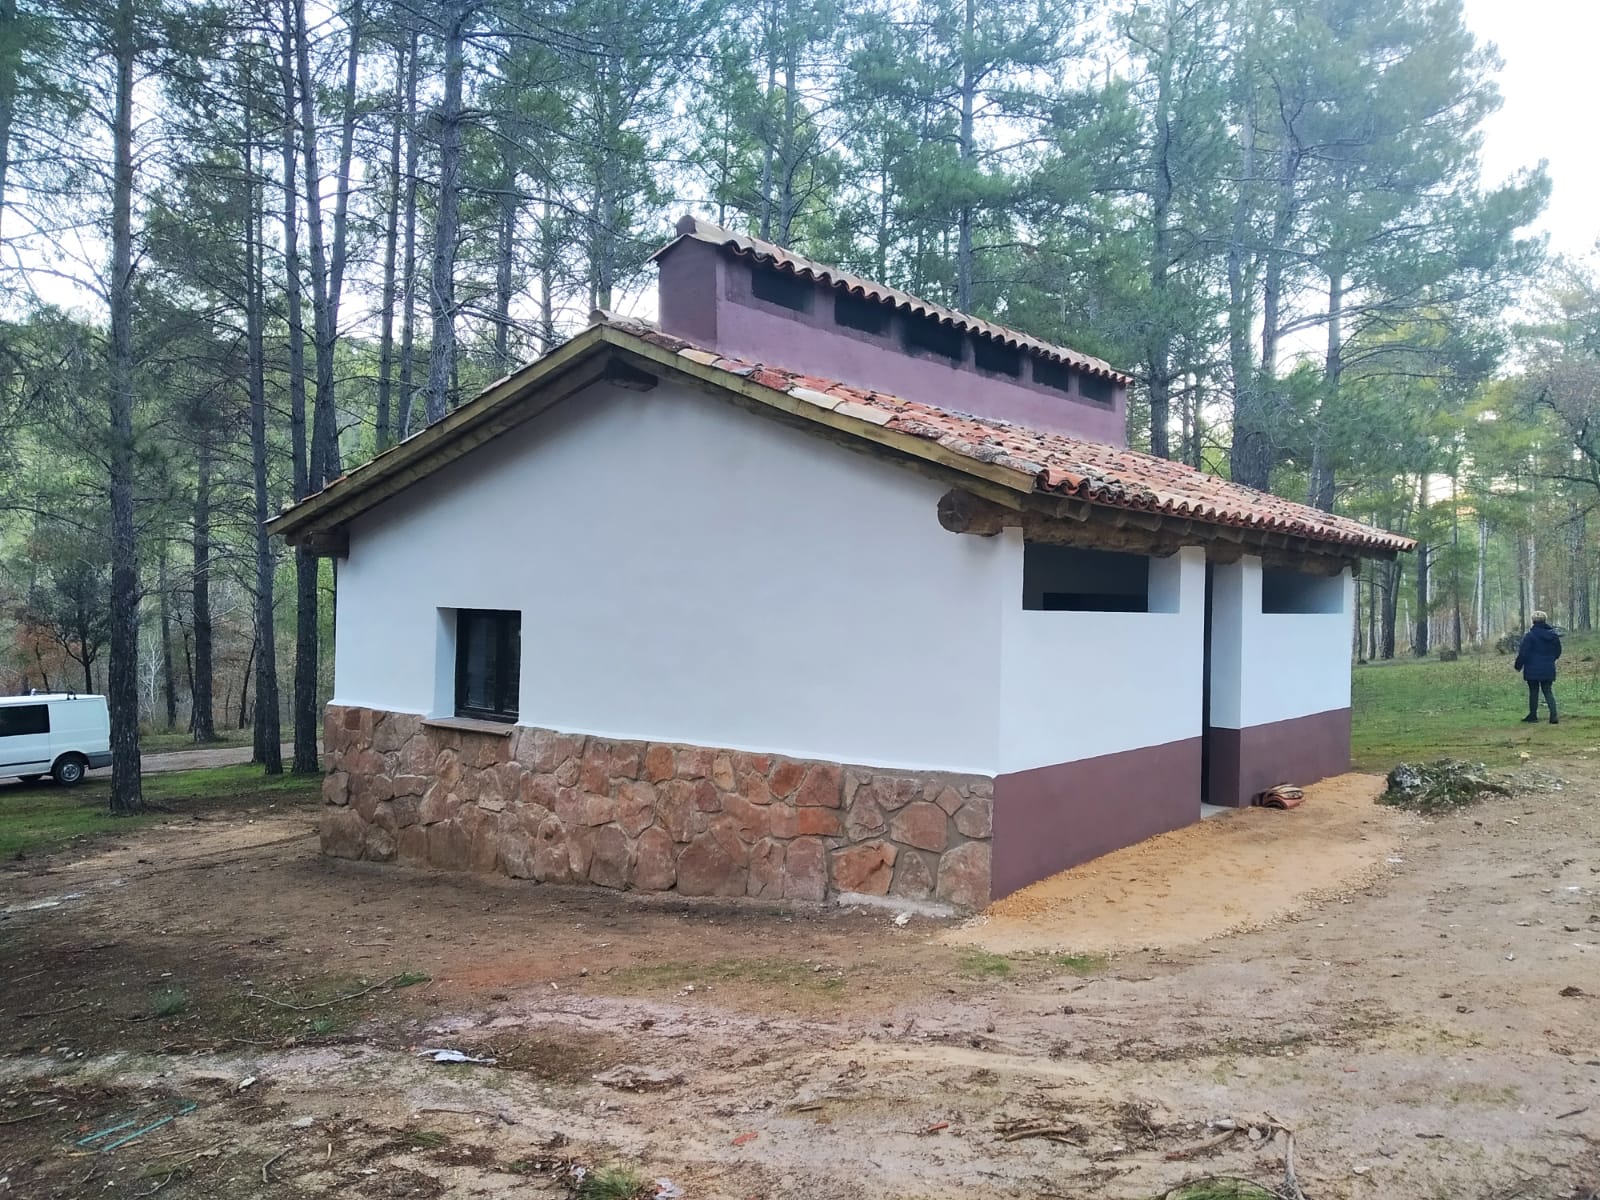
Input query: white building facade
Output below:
<box><xmin>275</xmin><ymin>221</ymin><xmax>1406</xmax><ymax>909</ymax></box>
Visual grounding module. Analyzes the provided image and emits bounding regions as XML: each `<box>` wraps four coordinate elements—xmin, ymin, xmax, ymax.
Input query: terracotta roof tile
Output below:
<box><xmin>601</xmin><ymin>313</ymin><xmax>1413</xmax><ymax>555</ymax></box>
<box><xmin>655</xmin><ymin>215</ymin><xmax>1132</xmax><ymax>384</ymax></box>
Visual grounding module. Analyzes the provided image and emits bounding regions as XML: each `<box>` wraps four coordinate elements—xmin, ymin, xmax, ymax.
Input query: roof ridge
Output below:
<box><xmin>654</xmin><ymin>214</ymin><xmax>1131</xmax><ymax>384</ymax></box>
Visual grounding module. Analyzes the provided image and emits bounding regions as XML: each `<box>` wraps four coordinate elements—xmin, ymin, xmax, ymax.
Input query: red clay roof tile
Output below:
<box><xmin>603</xmin><ymin>313</ymin><xmax>1412</xmax><ymax>555</ymax></box>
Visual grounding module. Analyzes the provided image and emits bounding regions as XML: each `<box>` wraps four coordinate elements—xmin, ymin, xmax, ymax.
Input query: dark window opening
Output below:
<box><xmin>973</xmin><ymin>338</ymin><xmax>1023</xmax><ymax>377</ymax></box>
<box><xmin>0</xmin><ymin>703</ymin><xmax>50</xmax><ymax>738</ymax></box>
<box><xmin>1041</xmin><ymin>592</ymin><xmax>1147</xmax><ymax>612</ymax></box>
<box><xmin>834</xmin><ymin>292</ymin><xmax>892</xmax><ymax>335</ymax></box>
<box><xmin>1033</xmin><ymin>357</ymin><xmax>1074</xmax><ymax>393</ymax></box>
<box><xmin>1023</xmin><ymin>544</ymin><xmax>1150</xmax><ymax>612</ymax></box>
<box><xmin>1261</xmin><ymin>568</ymin><xmax>1345</xmax><ymax>615</ymax></box>
<box><xmin>900</xmin><ymin>313</ymin><xmax>965</xmax><ymax>361</ymax></box>
<box><xmin>750</xmin><ymin>266</ymin><xmax>813</xmax><ymax>312</ymax></box>
<box><xmin>1079</xmin><ymin>372</ymin><xmax>1115</xmax><ymax>404</ymax></box>
<box><xmin>455</xmin><ymin>609</ymin><xmax>521</xmax><ymax>722</ymax></box>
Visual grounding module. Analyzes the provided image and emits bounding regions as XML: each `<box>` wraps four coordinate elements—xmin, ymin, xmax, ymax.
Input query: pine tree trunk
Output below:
<box><xmin>1307</xmin><ymin>267</ymin><xmax>1342</xmax><ymax>512</ymax></box>
<box><xmin>293</xmin><ymin>0</ymin><xmax>345</xmax><ymax>488</ymax></box>
<box><xmin>955</xmin><ymin>0</ymin><xmax>977</xmax><ymax>312</ymax></box>
<box><xmin>1366</xmin><ymin>562</ymin><xmax>1376</xmax><ymax>660</ymax></box>
<box><xmin>158</xmin><ymin>546</ymin><xmax>176</xmax><ymax>729</ymax></box>
<box><xmin>375</xmin><ymin>34</ymin><xmax>405</xmax><ymax>454</ymax></box>
<box><xmin>1381</xmin><ymin>557</ymin><xmax>1400</xmax><ymax>660</ymax></box>
<box><xmin>1414</xmin><ymin>476</ymin><xmax>1430</xmax><ymax>656</ymax></box>
<box><xmin>774</xmin><ymin>0</ymin><xmax>799</xmax><ymax>247</ymax></box>
<box><xmin>0</xmin><ymin>0</ymin><xmax>16</xmax><ymax>245</ymax></box>
<box><xmin>493</xmin><ymin>146</ymin><xmax>517</xmax><ymax>374</ymax></box>
<box><xmin>757</xmin><ymin>0</ymin><xmax>777</xmax><ymax>241</ymax></box>
<box><xmin>537</xmin><ymin>201</ymin><xmax>555</xmax><ymax>352</ymax></box>
<box><xmin>1226</xmin><ymin>75</ymin><xmax>1264</xmax><ymax>488</ymax></box>
<box><xmin>191</xmin><ymin>431</ymin><xmax>216</xmax><ymax>742</ymax></box>
<box><xmin>279</xmin><ymin>7</ymin><xmax>319</xmax><ymax>776</ymax></box>
<box><xmin>1145</xmin><ymin>2</ymin><xmax>1175</xmax><ymax>460</ymax></box>
<box><xmin>245</xmin><ymin>58</ymin><xmax>281</xmax><ymax>774</ymax></box>
<box><xmin>396</xmin><ymin>28</ymin><xmax>420</xmax><ymax>441</ymax></box>
<box><xmin>238</xmin><ymin>631</ymin><xmax>254</xmax><ymax>730</ymax></box>
<box><xmin>425</xmin><ymin>2</ymin><xmax>467</xmax><ymax>424</ymax></box>
<box><xmin>106</xmin><ymin>0</ymin><xmax>143</xmax><ymax>814</ymax></box>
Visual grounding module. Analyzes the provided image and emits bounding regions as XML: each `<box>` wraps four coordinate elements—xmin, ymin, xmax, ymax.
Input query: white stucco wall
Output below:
<box><xmin>1208</xmin><ymin>557</ymin><xmax>1354</xmax><ymax>730</ymax></box>
<box><xmin>998</xmin><ymin>543</ymin><xmax>1207</xmax><ymax>774</ymax></box>
<box><xmin>332</xmin><ymin>380</ymin><xmax>1011</xmax><ymax>774</ymax></box>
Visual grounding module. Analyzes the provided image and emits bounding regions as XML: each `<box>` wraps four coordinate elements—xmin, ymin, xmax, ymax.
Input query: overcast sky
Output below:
<box><xmin>1463</xmin><ymin>0</ymin><xmax>1600</xmax><ymax>260</ymax></box>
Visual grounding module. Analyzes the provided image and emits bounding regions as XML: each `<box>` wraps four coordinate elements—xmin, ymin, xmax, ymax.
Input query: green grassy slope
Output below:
<box><xmin>1351</xmin><ymin>633</ymin><xmax>1600</xmax><ymax>771</ymax></box>
<box><xmin>0</xmin><ymin>765</ymin><xmax>319</xmax><ymax>859</ymax></box>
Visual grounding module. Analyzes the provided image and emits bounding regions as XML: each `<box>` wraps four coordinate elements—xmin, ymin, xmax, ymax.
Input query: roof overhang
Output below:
<box><xmin>269</xmin><ymin>321</ymin><xmax>1411</xmax><ymax>571</ymax></box>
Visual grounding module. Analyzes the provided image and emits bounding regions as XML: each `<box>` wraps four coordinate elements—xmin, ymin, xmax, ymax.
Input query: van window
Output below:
<box><xmin>0</xmin><ymin>704</ymin><xmax>50</xmax><ymax>738</ymax></box>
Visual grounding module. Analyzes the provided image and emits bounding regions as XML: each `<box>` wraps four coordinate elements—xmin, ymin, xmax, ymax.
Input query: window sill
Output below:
<box><xmin>423</xmin><ymin>716</ymin><xmax>516</xmax><ymax>738</ymax></box>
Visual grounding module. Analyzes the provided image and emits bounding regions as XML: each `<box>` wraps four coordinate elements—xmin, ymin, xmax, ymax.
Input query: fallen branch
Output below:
<box><xmin>1556</xmin><ymin>1107</ymin><xmax>1588</xmax><ymax>1120</ymax></box>
<box><xmin>1163</xmin><ymin>1127</ymin><xmax>1240</xmax><ymax>1161</ymax></box>
<box><xmin>1279</xmin><ymin>1124</ymin><xmax>1307</xmax><ymax>1200</ymax></box>
<box><xmin>19</xmin><ymin>1002</ymin><xmax>87</xmax><ymax>1020</ymax></box>
<box><xmin>246</xmin><ymin>973</ymin><xmax>414</xmax><ymax>1012</ymax></box>
<box><xmin>0</xmin><ymin>1111</ymin><xmax>49</xmax><ymax>1126</ymax></box>
<box><xmin>261</xmin><ymin>1148</ymin><xmax>288</xmax><ymax>1185</ymax></box>
<box><xmin>996</xmin><ymin>1122</ymin><xmax>1084</xmax><ymax>1144</ymax></box>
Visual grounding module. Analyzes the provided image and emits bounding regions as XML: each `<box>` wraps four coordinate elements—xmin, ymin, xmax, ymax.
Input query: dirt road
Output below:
<box><xmin>80</xmin><ymin>742</ymin><xmax>300</xmax><ymax>778</ymax></box>
<box><xmin>0</xmin><ymin>765</ymin><xmax>1597</xmax><ymax>1199</ymax></box>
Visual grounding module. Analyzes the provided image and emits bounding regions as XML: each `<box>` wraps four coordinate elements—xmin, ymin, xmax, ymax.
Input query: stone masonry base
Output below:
<box><xmin>321</xmin><ymin>705</ymin><xmax>994</xmax><ymax>909</ymax></box>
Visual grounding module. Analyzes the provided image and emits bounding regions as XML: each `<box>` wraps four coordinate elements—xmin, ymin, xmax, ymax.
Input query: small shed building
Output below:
<box><xmin>269</xmin><ymin>217</ymin><xmax>1412</xmax><ymax>909</ymax></box>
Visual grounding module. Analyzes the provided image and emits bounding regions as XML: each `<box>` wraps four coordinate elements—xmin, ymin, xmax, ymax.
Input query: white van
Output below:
<box><xmin>0</xmin><ymin>694</ymin><xmax>112</xmax><ymax>786</ymax></box>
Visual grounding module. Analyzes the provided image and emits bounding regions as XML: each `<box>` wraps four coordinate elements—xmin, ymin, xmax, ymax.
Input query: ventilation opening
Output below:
<box><xmin>1033</xmin><ymin>358</ymin><xmax>1074</xmax><ymax>394</ymax></box>
<box><xmin>834</xmin><ymin>292</ymin><xmax>891</xmax><ymax>335</ymax></box>
<box><xmin>1261</xmin><ymin>568</ymin><xmax>1345</xmax><ymax>615</ymax></box>
<box><xmin>973</xmin><ymin>338</ymin><xmax>1022</xmax><ymax>377</ymax></box>
<box><xmin>900</xmin><ymin>313</ymin><xmax>965</xmax><ymax>362</ymax></box>
<box><xmin>1023</xmin><ymin>544</ymin><xmax>1151</xmax><ymax>613</ymax></box>
<box><xmin>1079</xmin><ymin>372</ymin><xmax>1115</xmax><ymax>404</ymax></box>
<box><xmin>750</xmin><ymin>266</ymin><xmax>812</xmax><ymax>312</ymax></box>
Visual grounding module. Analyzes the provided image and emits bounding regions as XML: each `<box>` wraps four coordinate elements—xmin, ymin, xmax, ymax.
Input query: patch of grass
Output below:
<box><xmin>390</xmin><ymin>971</ymin><xmax>431</xmax><ymax>989</ymax></box>
<box><xmin>142</xmin><ymin>764</ymin><xmax>321</xmax><ymax>804</ymax></box>
<box><xmin>1353</xmin><ymin>636</ymin><xmax>1600</xmax><ymax>770</ymax></box>
<box><xmin>150</xmin><ymin>987</ymin><xmax>189</xmax><ymax>1018</ymax></box>
<box><xmin>1052</xmin><ymin>953</ymin><xmax>1107</xmax><ymax>974</ymax></box>
<box><xmin>1159</xmin><ymin>1182</ymin><xmax>1277</xmax><ymax>1200</ymax></box>
<box><xmin>138</xmin><ymin>728</ymin><xmax>253</xmax><ymax>754</ymax></box>
<box><xmin>575</xmin><ymin>1164</ymin><xmax>648</xmax><ymax>1200</ymax></box>
<box><xmin>0</xmin><ymin>764</ymin><xmax>319</xmax><ymax>859</ymax></box>
<box><xmin>958</xmin><ymin>949</ymin><xmax>1012</xmax><ymax>978</ymax></box>
<box><xmin>400</xmin><ymin>1129</ymin><xmax>448</xmax><ymax>1150</ymax></box>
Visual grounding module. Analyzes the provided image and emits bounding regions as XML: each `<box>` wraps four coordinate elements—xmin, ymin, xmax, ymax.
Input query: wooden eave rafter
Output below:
<box><xmin>936</xmin><ymin>488</ymin><xmax>1381</xmax><ymax>575</ymax></box>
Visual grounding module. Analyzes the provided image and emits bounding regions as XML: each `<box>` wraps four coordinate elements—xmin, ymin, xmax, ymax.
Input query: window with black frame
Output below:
<box><xmin>454</xmin><ymin>609</ymin><xmax>521</xmax><ymax>722</ymax></box>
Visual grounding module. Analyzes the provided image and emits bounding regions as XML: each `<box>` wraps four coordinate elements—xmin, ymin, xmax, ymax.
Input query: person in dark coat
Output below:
<box><xmin>1513</xmin><ymin>611</ymin><xmax>1562</xmax><ymax>724</ymax></box>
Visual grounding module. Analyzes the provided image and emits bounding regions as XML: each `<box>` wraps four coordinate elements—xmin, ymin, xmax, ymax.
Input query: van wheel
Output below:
<box><xmin>52</xmin><ymin>755</ymin><xmax>88</xmax><ymax>787</ymax></box>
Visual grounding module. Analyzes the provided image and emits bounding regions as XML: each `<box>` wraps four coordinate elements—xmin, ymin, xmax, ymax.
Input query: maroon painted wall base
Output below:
<box><xmin>1207</xmin><ymin>707</ymin><xmax>1352</xmax><ymax>808</ymax></box>
<box><xmin>991</xmin><ymin>738</ymin><xmax>1202</xmax><ymax>899</ymax></box>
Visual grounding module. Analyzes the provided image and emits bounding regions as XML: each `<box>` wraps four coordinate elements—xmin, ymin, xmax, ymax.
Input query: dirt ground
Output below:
<box><xmin>1</xmin><ymin>766</ymin><xmax>1598</xmax><ymax>1200</ymax></box>
<box><xmin>950</xmin><ymin>774</ymin><xmax>1411</xmax><ymax>956</ymax></box>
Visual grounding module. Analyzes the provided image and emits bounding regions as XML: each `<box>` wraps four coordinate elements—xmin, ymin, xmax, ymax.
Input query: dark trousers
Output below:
<box><xmin>1527</xmin><ymin>679</ymin><xmax>1557</xmax><ymax>719</ymax></box>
